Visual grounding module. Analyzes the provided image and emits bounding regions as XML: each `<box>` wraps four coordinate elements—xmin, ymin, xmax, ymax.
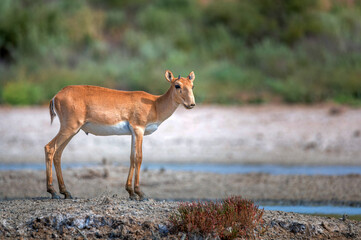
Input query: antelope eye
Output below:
<box><xmin>175</xmin><ymin>85</ymin><xmax>181</xmax><ymax>89</ymax></box>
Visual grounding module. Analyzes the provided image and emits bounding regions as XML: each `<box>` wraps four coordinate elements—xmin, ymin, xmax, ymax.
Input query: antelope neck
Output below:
<box><xmin>156</xmin><ymin>85</ymin><xmax>179</xmax><ymax>123</ymax></box>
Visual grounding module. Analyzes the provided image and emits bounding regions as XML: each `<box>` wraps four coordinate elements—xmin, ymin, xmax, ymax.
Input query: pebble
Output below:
<box><xmin>158</xmin><ymin>224</ymin><xmax>169</xmax><ymax>236</ymax></box>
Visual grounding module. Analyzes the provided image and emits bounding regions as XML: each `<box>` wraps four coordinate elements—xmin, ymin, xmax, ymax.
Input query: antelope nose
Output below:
<box><xmin>190</xmin><ymin>103</ymin><xmax>196</xmax><ymax>107</ymax></box>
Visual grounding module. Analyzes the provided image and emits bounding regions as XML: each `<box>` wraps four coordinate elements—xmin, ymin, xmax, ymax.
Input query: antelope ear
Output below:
<box><xmin>165</xmin><ymin>70</ymin><xmax>174</xmax><ymax>82</ymax></box>
<box><xmin>188</xmin><ymin>71</ymin><xmax>195</xmax><ymax>81</ymax></box>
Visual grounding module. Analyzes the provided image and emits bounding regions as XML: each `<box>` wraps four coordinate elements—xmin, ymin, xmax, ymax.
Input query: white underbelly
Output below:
<box><xmin>81</xmin><ymin>121</ymin><xmax>131</xmax><ymax>136</ymax></box>
<box><xmin>81</xmin><ymin>121</ymin><xmax>159</xmax><ymax>136</ymax></box>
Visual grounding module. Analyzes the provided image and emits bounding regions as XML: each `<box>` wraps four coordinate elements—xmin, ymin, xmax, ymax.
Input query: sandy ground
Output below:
<box><xmin>0</xmin><ymin>104</ymin><xmax>360</xmax><ymax>165</ymax></box>
<box><xmin>1</xmin><ymin>166</ymin><xmax>361</xmax><ymax>204</ymax></box>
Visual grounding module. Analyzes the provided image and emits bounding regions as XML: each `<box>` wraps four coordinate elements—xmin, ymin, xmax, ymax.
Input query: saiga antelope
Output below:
<box><xmin>45</xmin><ymin>70</ymin><xmax>195</xmax><ymax>200</ymax></box>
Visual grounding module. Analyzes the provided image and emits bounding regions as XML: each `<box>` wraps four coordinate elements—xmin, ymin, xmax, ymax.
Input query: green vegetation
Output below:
<box><xmin>0</xmin><ymin>0</ymin><xmax>361</xmax><ymax>105</ymax></box>
<box><xmin>169</xmin><ymin>196</ymin><xmax>264</xmax><ymax>239</ymax></box>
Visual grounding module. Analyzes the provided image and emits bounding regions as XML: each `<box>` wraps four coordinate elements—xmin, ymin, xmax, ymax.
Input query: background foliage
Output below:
<box><xmin>0</xmin><ymin>0</ymin><xmax>361</xmax><ymax>105</ymax></box>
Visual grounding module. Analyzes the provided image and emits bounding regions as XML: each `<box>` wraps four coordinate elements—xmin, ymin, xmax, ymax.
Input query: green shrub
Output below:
<box><xmin>0</xmin><ymin>0</ymin><xmax>103</xmax><ymax>61</ymax></box>
<box><xmin>105</xmin><ymin>9</ymin><xmax>126</xmax><ymax>31</ymax></box>
<box><xmin>1</xmin><ymin>0</ymin><xmax>361</xmax><ymax>106</ymax></box>
<box><xmin>2</xmin><ymin>81</ymin><xmax>43</xmax><ymax>105</ymax></box>
<box><xmin>204</xmin><ymin>1</ymin><xmax>265</xmax><ymax>42</ymax></box>
<box><xmin>0</xmin><ymin>0</ymin><xmax>64</xmax><ymax>60</ymax></box>
<box><xmin>334</xmin><ymin>95</ymin><xmax>361</xmax><ymax>107</ymax></box>
<box><xmin>137</xmin><ymin>6</ymin><xmax>180</xmax><ymax>34</ymax></box>
<box><xmin>268</xmin><ymin>78</ymin><xmax>312</xmax><ymax>103</ymax></box>
<box><xmin>245</xmin><ymin>39</ymin><xmax>296</xmax><ymax>78</ymax></box>
<box><xmin>198</xmin><ymin>60</ymin><xmax>268</xmax><ymax>104</ymax></box>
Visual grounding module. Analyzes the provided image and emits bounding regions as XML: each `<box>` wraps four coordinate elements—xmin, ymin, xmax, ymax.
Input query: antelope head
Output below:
<box><xmin>165</xmin><ymin>70</ymin><xmax>196</xmax><ymax>109</ymax></box>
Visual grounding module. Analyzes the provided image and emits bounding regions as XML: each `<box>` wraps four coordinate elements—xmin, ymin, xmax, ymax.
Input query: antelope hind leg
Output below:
<box><xmin>45</xmin><ymin>137</ymin><xmax>61</xmax><ymax>199</ymax></box>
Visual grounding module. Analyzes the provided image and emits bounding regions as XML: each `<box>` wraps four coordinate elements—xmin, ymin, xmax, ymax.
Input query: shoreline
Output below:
<box><xmin>1</xmin><ymin>166</ymin><xmax>360</xmax><ymax>203</ymax></box>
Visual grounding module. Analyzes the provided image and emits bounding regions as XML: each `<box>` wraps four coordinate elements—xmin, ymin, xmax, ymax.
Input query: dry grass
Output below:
<box><xmin>169</xmin><ymin>196</ymin><xmax>264</xmax><ymax>239</ymax></box>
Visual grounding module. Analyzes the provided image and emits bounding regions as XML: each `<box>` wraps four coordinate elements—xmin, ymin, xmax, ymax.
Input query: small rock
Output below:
<box><xmin>321</xmin><ymin>221</ymin><xmax>331</xmax><ymax>231</ymax></box>
<box><xmin>328</xmin><ymin>107</ymin><xmax>343</xmax><ymax>116</ymax></box>
<box><xmin>142</xmin><ymin>221</ymin><xmax>152</xmax><ymax>229</ymax></box>
<box><xmin>304</xmin><ymin>141</ymin><xmax>317</xmax><ymax>150</ymax></box>
<box><xmin>95</xmin><ymin>231</ymin><xmax>102</xmax><ymax>238</ymax></box>
<box><xmin>270</xmin><ymin>220</ymin><xmax>277</xmax><ymax>228</ymax></box>
<box><xmin>279</xmin><ymin>221</ymin><xmax>287</xmax><ymax>229</ymax></box>
<box><xmin>100</xmin><ymin>197</ymin><xmax>112</xmax><ymax>205</ymax></box>
<box><xmin>158</xmin><ymin>224</ymin><xmax>169</xmax><ymax>236</ymax></box>
<box><xmin>289</xmin><ymin>222</ymin><xmax>306</xmax><ymax>233</ymax></box>
<box><xmin>103</xmin><ymin>168</ymin><xmax>109</xmax><ymax>179</ymax></box>
<box><xmin>347</xmin><ymin>223</ymin><xmax>356</xmax><ymax>238</ymax></box>
<box><xmin>108</xmin><ymin>230</ymin><xmax>122</xmax><ymax>238</ymax></box>
<box><xmin>353</xmin><ymin>130</ymin><xmax>360</xmax><ymax>138</ymax></box>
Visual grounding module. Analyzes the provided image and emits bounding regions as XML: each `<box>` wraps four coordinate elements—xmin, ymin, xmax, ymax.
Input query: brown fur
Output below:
<box><xmin>44</xmin><ymin>70</ymin><xmax>195</xmax><ymax>199</ymax></box>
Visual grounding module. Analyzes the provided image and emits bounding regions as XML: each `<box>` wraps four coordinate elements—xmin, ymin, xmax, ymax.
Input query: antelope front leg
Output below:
<box><xmin>133</xmin><ymin>128</ymin><xmax>147</xmax><ymax>200</ymax></box>
<box><xmin>125</xmin><ymin>130</ymin><xmax>137</xmax><ymax>200</ymax></box>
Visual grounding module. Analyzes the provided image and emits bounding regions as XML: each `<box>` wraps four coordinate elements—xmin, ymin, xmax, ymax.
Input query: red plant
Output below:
<box><xmin>169</xmin><ymin>196</ymin><xmax>264</xmax><ymax>239</ymax></box>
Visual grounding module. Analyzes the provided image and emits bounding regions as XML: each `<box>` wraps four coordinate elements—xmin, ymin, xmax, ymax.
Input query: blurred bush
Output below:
<box><xmin>0</xmin><ymin>0</ymin><xmax>360</xmax><ymax>105</ymax></box>
<box><xmin>3</xmin><ymin>81</ymin><xmax>43</xmax><ymax>105</ymax></box>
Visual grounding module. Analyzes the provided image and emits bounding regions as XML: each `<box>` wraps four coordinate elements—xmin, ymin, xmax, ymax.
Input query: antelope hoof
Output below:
<box><xmin>139</xmin><ymin>195</ymin><xmax>149</xmax><ymax>201</ymax></box>
<box><xmin>62</xmin><ymin>191</ymin><xmax>73</xmax><ymax>199</ymax></box>
<box><xmin>51</xmin><ymin>193</ymin><xmax>61</xmax><ymax>199</ymax></box>
<box><xmin>129</xmin><ymin>194</ymin><xmax>137</xmax><ymax>200</ymax></box>
<box><xmin>135</xmin><ymin>189</ymin><xmax>148</xmax><ymax>201</ymax></box>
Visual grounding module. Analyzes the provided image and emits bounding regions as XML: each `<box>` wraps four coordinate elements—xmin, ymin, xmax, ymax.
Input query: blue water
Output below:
<box><xmin>142</xmin><ymin>162</ymin><xmax>361</xmax><ymax>176</ymax></box>
<box><xmin>1</xmin><ymin>162</ymin><xmax>361</xmax><ymax>175</ymax></box>
<box><xmin>261</xmin><ymin>205</ymin><xmax>361</xmax><ymax>215</ymax></box>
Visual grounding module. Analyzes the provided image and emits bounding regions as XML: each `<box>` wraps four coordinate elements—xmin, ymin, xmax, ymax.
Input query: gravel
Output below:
<box><xmin>1</xmin><ymin>166</ymin><xmax>360</xmax><ymax>204</ymax></box>
<box><xmin>1</xmin><ymin>196</ymin><xmax>360</xmax><ymax>239</ymax></box>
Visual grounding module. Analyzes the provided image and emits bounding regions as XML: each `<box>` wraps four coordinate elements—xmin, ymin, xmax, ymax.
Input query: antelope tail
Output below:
<box><xmin>49</xmin><ymin>98</ymin><xmax>56</xmax><ymax>124</ymax></box>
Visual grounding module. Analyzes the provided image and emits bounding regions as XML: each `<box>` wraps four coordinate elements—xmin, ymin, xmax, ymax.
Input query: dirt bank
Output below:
<box><xmin>1</xmin><ymin>196</ymin><xmax>360</xmax><ymax>239</ymax></box>
<box><xmin>0</xmin><ymin>105</ymin><xmax>361</xmax><ymax>165</ymax></box>
<box><xmin>1</xmin><ymin>166</ymin><xmax>360</xmax><ymax>204</ymax></box>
